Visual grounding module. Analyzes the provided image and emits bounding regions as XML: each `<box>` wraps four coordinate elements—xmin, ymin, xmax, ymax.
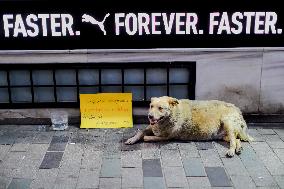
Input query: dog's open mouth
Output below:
<box><xmin>149</xmin><ymin>116</ymin><xmax>164</xmax><ymax>125</ymax></box>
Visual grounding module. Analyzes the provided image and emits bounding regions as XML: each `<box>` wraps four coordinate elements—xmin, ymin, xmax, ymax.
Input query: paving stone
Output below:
<box><xmin>33</xmin><ymin>132</ymin><xmax>54</xmax><ymax>144</ymax></box>
<box><xmin>144</xmin><ymin>177</ymin><xmax>166</xmax><ymax>189</ymax></box>
<box><xmin>104</xmin><ymin>143</ymin><xmax>121</xmax><ymax>153</ymax></box>
<box><xmin>199</xmin><ymin>149</ymin><xmax>223</xmax><ymax>167</ymax></box>
<box><xmin>39</xmin><ymin>152</ymin><xmax>64</xmax><ymax>169</ymax></box>
<box><xmin>0</xmin><ymin>177</ymin><xmax>11</xmax><ymax>189</ymax></box>
<box><xmin>77</xmin><ymin>168</ymin><xmax>100</xmax><ymax>189</ymax></box>
<box><xmin>2</xmin><ymin>152</ymin><xmax>26</xmax><ymax>169</ymax></box>
<box><xmin>0</xmin><ymin>136</ymin><xmax>14</xmax><ymax>145</ymax></box>
<box><xmin>230</xmin><ymin>175</ymin><xmax>256</xmax><ymax>189</ymax></box>
<box><xmin>100</xmin><ymin>158</ymin><xmax>121</xmax><ymax>178</ymax></box>
<box><xmin>122</xmin><ymin>168</ymin><xmax>143</xmax><ymax>188</ymax></box>
<box><xmin>239</xmin><ymin>147</ymin><xmax>277</xmax><ymax>187</ymax></box>
<box><xmin>142</xmin><ymin>148</ymin><xmax>161</xmax><ymax>159</ymax></box>
<box><xmin>27</xmin><ymin>144</ymin><xmax>49</xmax><ymax>159</ymax></box>
<box><xmin>161</xmin><ymin>149</ymin><xmax>182</xmax><ymax>167</ymax></box>
<box><xmin>0</xmin><ymin>145</ymin><xmax>11</xmax><ymax>161</ymax></box>
<box><xmin>214</xmin><ymin>141</ymin><xmax>229</xmax><ymax>158</ymax></box>
<box><xmin>53</xmin><ymin>177</ymin><xmax>77</xmax><ymax>189</ymax></box>
<box><xmin>7</xmin><ymin>178</ymin><xmax>32</xmax><ymax>189</ymax></box>
<box><xmin>265</xmin><ymin>135</ymin><xmax>284</xmax><ymax>149</ymax></box>
<box><xmin>60</xmin><ymin>144</ymin><xmax>83</xmax><ymax>171</ymax></box>
<box><xmin>257</xmin><ymin>129</ymin><xmax>276</xmax><ymax>135</ymax></box>
<box><xmin>187</xmin><ymin>177</ymin><xmax>211</xmax><ymax>189</ymax></box>
<box><xmin>221</xmin><ymin>157</ymin><xmax>249</xmax><ymax>176</ymax></box>
<box><xmin>182</xmin><ymin>158</ymin><xmax>206</xmax><ymax>177</ymax></box>
<box><xmin>13</xmin><ymin>165</ymin><xmax>38</xmax><ymax>179</ymax></box>
<box><xmin>141</xmin><ymin>142</ymin><xmax>160</xmax><ymax>150</ymax></box>
<box><xmin>178</xmin><ymin>142</ymin><xmax>200</xmax><ymax>158</ymax></box>
<box><xmin>273</xmin><ymin>149</ymin><xmax>284</xmax><ymax>163</ymax></box>
<box><xmin>10</xmin><ymin>143</ymin><xmax>30</xmax><ymax>152</ymax></box>
<box><xmin>205</xmin><ymin>167</ymin><xmax>232</xmax><ymax>187</ymax></box>
<box><xmin>159</xmin><ymin>142</ymin><xmax>179</xmax><ymax>150</ymax></box>
<box><xmin>103</xmin><ymin>151</ymin><xmax>121</xmax><ymax>159</ymax></box>
<box><xmin>121</xmin><ymin>150</ymin><xmax>142</xmax><ymax>168</ymax></box>
<box><xmin>57</xmin><ymin>168</ymin><xmax>80</xmax><ymax>179</ymax></box>
<box><xmin>248</xmin><ymin>129</ymin><xmax>265</xmax><ymax>142</ymax></box>
<box><xmin>273</xmin><ymin>176</ymin><xmax>284</xmax><ymax>189</ymax></box>
<box><xmin>252</xmin><ymin>142</ymin><xmax>284</xmax><ymax>175</ymax></box>
<box><xmin>30</xmin><ymin>169</ymin><xmax>59</xmax><ymax>189</ymax></box>
<box><xmin>274</xmin><ymin>129</ymin><xmax>284</xmax><ymax>140</ymax></box>
<box><xmin>99</xmin><ymin>178</ymin><xmax>121</xmax><ymax>189</ymax></box>
<box><xmin>121</xmin><ymin>142</ymin><xmax>141</xmax><ymax>151</ymax></box>
<box><xmin>196</xmin><ymin>142</ymin><xmax>214</xmax><ymax>150</ymax></box>
<box><xmin>47</xmin><ymin>135</ymin><xmax>69</xmax><ymax>151</ymax></box>
<box><xmin>251</xmin><ymin>175</ymin><xmax>278</xmax><ymax>187</ymax></box>
<box><xmin>81</xmin><ymin>147</ymin><xmax>102</xmax><ymax>169</ymax></box>
<box><xmin>142</xmin><ymin>159</ymin><xmax>163</xmax><ymax>177</ymax></box>
<box><xmin>163</xmin><ymin>166</ymin><xmax>188</xmax><ymax>188</ymax></box>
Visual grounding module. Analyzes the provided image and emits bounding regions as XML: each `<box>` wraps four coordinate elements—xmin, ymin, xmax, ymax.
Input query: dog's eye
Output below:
<box><xmin>150</xmin><ymin>105</ymin><xmax>153</xmax><ymax>109</ymax></box>
<box><xmin>158</xmin><ymin>107</ymin><xmax>163</xmax><ymax>111</ymax></box>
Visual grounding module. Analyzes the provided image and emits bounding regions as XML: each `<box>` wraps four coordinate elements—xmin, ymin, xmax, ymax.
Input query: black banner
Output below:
<box><xmin>0</xmin><ymin>0</ymin><xmax>283</xmax><ymax>50</ymax></box>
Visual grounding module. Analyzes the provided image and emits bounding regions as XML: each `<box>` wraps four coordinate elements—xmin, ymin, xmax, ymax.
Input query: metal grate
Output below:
<box><xmin>0</xmin><ymin>62</ymin><xmax>196</xmax><ymax>108</ymax></box>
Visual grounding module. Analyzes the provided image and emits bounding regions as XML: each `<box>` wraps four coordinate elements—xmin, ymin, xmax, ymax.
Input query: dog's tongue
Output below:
<box><xmin>150</xmin><ymin>119</ymin><xmax>158</xmax><ymax>125</ymax></box>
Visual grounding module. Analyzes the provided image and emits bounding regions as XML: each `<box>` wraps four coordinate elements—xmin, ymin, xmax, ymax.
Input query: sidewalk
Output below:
<box><xmin>0</xmin><ymin>124</ymin><xmax>284</xmax><ymax>189</ymax></box>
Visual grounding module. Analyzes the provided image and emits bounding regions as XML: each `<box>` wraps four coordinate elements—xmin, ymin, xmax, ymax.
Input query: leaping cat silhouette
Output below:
<box><xmin>82</xmin><ymin>13</ymin><xmax>110</xmax><ymax>35</ymax></box>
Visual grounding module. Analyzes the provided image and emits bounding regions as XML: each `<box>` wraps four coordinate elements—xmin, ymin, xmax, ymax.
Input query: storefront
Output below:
<box><xmin>0</xmin><ymin>0</ymin><xmax>284</xmax><ymax>116</ymax></box>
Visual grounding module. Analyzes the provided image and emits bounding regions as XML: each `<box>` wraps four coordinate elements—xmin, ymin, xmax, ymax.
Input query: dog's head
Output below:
<box><xmin>148</xmin><ymin>96</ymin><xmax>179</xmax><ymax>125</ymax></box>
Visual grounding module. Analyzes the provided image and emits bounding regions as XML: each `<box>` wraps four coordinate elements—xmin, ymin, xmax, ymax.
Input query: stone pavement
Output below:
<box><xmin>0</xmin><ymin>124</ymin><xmax>284</xmax><ymax>189</ymax></box>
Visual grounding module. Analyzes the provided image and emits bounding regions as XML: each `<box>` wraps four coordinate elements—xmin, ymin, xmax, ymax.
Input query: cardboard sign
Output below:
<box><xmin>80</xmin><ymin>93</ymin><xmax>133</xmax><ymax>128</ymax></box>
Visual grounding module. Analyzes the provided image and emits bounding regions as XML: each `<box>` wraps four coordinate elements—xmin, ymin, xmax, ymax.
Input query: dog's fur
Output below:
<box><xmin>125</xmin><ymin>96</ymin><xmax>253</xmax><ymax>157</ymax></box>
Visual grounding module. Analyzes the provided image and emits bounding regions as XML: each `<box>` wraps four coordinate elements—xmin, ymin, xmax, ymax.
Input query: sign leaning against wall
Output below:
<box><xmin>0</xmin><ymin>0</ymin><xmax>283</xmax><ymax>50</ymax></box>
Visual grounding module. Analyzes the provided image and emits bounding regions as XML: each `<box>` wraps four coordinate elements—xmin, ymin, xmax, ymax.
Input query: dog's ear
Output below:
<box><xmin>168</xmin><ymin>97</ymin><xmax>179</xmax><ymax>107</ymax></box>
<box><xmin>151</xmin><ymin>97</ymin><xmax>158</xmax><ymax>102</ymax></box>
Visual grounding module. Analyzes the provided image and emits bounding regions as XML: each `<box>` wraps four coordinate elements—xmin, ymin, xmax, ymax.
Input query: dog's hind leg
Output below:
<box><xmin>235</xmin><ymin>139</ymin><xmax>242</xmax><ymax>154</ymax></box>
<box><xmin>222</xmin><ymin>119</ymin><xmax>237</xmax><ymax>157</ymax></box>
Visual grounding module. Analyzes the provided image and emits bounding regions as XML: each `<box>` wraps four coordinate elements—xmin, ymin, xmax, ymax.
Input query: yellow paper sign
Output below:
<box><xmin>80</xmin><ymin>93</ymin><xmax>133</xmax><ymax>128</ymax></box>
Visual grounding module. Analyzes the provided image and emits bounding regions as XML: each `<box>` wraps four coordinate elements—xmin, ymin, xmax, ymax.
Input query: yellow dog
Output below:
<box><xmin>125</xmin><ymin>96</ymin><xmax>253</xmax><ymax>157</ymax></box>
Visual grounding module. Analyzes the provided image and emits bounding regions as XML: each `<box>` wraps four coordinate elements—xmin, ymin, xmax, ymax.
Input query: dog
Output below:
<box><xmin>125</xmin><ymin>96</ymin><xmax>253</xmax><ymax>157</ymax></box>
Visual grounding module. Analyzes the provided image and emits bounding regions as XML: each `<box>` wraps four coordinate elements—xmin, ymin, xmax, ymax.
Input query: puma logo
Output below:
<box><xmin>82</xmin><ymin>13</ymin><xmax>110</xmax><ymax>35</ymax></box>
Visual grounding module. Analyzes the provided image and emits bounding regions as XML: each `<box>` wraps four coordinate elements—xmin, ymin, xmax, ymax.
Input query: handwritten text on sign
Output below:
<box><xmin>80</xmin><ymin>93</ymin><xmax>133</xmax><ymax>128</ymax></box>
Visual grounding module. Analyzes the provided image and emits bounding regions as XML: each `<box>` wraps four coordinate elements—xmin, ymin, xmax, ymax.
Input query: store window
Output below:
<box><xmin>0</xmin><ymin>62</ymin><xmax>196</xmax><ymax>108</ymax></box>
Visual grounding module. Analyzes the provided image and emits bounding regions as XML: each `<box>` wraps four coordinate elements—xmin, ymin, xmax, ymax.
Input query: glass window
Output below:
<box><xmin>0</xmin><ymin>71</ymin><xmax>7</xmax><ymax>86</ymax></box>
<box><xmin>146</xmin><ymin>86</ymin><xmax>167</xmax><ymax>100</ymax></box>
<box><xmin>169</xmin><ymin>85</ymin><xmax>188</xmax><ymax>99</ymax></box>
<box><xmin>10</xmin><ymin>70</ymin><xmax>30</xmax><ymax>86</ymax></box>
<box><xmin>56</xmin><ymin>70</ymin><xmax>76</xmax><ymax>85</ymax></box>
<box><xmin>0</xmin><ymin>88</ymin><xmax>9</xmax><ymax>103</ymax></box>
<box><xmin>33</xmin><ymin>70</ymin><xmax>53</xmax><ymax>85</ymax></box>
<box><xmin>146</xmin><ymin>68</ymin><xmax>167</xmax><ymax>84</ymax></box>
<box><xmin>79</xmin><ymin>69</ymin><xmax>99</xmax><ymax>85</ymax></box>
<box><xmin>57</xmin><ymin>87</ymin><xmax>77</xmax><ymax>102</ymax></box>
<box><xmin>11</xmin><ymin>87</ymin><xmax>32</xmax><ymax>102</ymax></box>
<box><xmin>124</xmin><ymin>86</ymin><xmax>144</xmax><ymax>101</ymax></box>
<box><xmin>34</xmin><ymin>87</ymin><xmax>54</xmax><ymax>102</ymax></box>
<box><xmin>124</xmin><ymin>69</ymin><xmax>144</xmax><ymax>84</ymax></box>
<box><xmin>79</xmin><ymin>87</ymin><xmax>99</xmax><ymax>94</ymax></box>
<box><xmin>169</xmin><ymin>68</ymin><xmax>189</xmax><ymax>83</ymax></box>
<box><xmin>101</xmin><ymin>69</ymin><xmax>121</xmax><ymax>84</ymax></box>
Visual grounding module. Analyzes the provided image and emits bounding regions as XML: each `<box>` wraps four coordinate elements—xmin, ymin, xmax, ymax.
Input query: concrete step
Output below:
<box><xmin>0</xmin><ymin>108</ymin><xmax>284</xmax><ymax>127</ymax></box>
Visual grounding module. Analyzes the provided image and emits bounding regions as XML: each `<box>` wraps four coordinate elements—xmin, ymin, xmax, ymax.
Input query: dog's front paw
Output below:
<box><xmin>235</xmin><ymin>147</ymin><xmax>243</xmax><ymax>155</ymax></box>
<box><xmin>124</xmin><ymin>137</ymin><xmax>138</xmax><ymax>145</ymax></box>
<box><xmin>226</xmin><ymin>149</ymin><xmax>235</xmax><ymax>157</ymax></box>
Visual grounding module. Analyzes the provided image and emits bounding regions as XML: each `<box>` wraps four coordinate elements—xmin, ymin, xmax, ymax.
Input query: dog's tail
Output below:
<box><xmin>239</xmin><ymin>120</ymin><xmax>254</xmax><ymax>142</ymax></box>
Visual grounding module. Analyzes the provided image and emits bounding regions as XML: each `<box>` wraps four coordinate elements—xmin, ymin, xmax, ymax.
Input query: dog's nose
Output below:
<box><xmin>148</xmin><ymin>115</ymin><xmax>154</xmax><ymax>120</ymax></box>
